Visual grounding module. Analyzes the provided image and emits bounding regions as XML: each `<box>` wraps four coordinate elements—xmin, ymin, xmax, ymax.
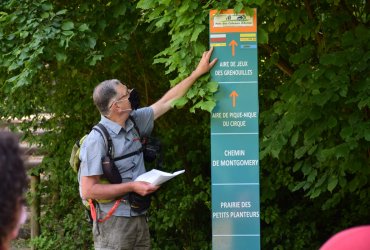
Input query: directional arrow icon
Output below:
<box><xmin>229</xmin><ymin>40</ymin><xmax>238</xmax><ymax>57</ymax></box>
<box><xmin>229</xmin><ymin>90</ymin><xmax>239</xmax><ymax>107</ymax></box>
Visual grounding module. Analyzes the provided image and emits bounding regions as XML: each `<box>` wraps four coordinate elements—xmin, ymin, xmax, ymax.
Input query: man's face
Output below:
<box><xmin>109</xmin><ymin>83</ymin><xmax>132</xmax><ymax>112</ymax></box>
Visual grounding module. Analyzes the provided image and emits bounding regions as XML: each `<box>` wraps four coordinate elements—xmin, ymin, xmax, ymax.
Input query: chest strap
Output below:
<box><xmin>113</xmin><ymin>147</ymin><xmax>143</xmax><ymax>162</ymax></box>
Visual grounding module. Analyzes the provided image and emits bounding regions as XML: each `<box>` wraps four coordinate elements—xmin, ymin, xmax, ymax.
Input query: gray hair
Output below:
<box><xmin>93</xmin><ymin>79</ymin><xmax>121</xmax><ymax>115</ymax></box>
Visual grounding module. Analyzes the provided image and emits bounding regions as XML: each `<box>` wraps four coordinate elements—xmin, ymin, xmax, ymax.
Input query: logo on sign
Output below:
<box><xmin>213</xmin><ymin>14</ymin><xmax>253</xmax><ymax>27</ymax></box>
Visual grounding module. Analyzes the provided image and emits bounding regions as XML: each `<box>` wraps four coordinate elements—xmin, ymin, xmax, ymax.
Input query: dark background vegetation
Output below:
<box><xmin>1</xmin><ymin>0</ymin><xmax>369</xmax><ymax>249</ymax></box>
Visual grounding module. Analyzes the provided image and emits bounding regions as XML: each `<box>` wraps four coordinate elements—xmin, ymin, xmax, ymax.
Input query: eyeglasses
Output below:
<box><xmin>109</xmin><ymin>88</ymin><xmax>133</xmax><ymax>109</ymax></box>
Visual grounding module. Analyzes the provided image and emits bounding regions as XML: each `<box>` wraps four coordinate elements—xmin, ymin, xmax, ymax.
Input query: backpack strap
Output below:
<box><xmin>93</xmin><ymin>121</ymin><xmax>142</xmax><ymax>162</ymax></box>
<box><xmin>93</xmin><ymin>123</ymin><xmax>114</xmax><ymax>158</ymax></box>
<box><xmin>87</xmin><ymin>124</ymin><xmax>118</xmax><ymax>222</ymax></box>
<box><xmin>129</xmin><ymin>115</ymin><xmax>141</xmax><ymax>137</ymax></box>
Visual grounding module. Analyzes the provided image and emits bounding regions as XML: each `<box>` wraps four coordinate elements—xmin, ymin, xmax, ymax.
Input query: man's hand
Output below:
<box><xmin>151</xmin><ymin>47</ymin><xmax>218</xmax><ymax>120</ymax></box>
<box><xmin>132</xmin><ymin>181</ymin><xmax>159</xmax><ymax>196</ymax></box>
<box><xmin>192</xmin><ymin>47</ymin><xmax>218</xmax><ymax>78</ymax></box>
<box><xmin>81</xmin><ymin>175</ymin><xmax>159</xmax><ymax>200</ymax></box>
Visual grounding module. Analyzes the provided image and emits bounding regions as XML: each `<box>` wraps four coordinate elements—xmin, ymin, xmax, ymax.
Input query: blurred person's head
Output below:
<box><xmin>321</xmin><ymin>225</ymin><xmax>370</xmax><ymax>250</ymax></box>
<box><xmin>0</xmin><ymin>132</ymin><xmax>28</xmax><ymax>250</ymax></box>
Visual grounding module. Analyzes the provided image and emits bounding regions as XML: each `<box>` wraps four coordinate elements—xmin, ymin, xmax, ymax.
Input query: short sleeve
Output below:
<box><xmin>79</xmin><ymin>130</ymin><xmax>106</xmax><ymax>177</ymax></box>
<box><xmin>131</xmin><ymin>107</ymin><xmax>154</xmax><ymax>137</ymax></box>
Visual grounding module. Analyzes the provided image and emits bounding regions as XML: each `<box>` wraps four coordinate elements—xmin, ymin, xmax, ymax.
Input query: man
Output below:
<box><xmin>0</xmin><ymin>132</ymin><xmax>28</xmax><ymax>250</ymax></box>
<box><xmin>79</xmin><ymin>47</ymin><xmax>217</xmax><ymax>249</ymax></box>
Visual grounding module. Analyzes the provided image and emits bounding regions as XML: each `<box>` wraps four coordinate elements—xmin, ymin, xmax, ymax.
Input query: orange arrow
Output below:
<box><xmin>229</xmin><ymin>40</ymin><xmax>238</xmax><ymax>57</ymax></box>
<box><xmin>229</xmin><ymin>90</ymin><xmax>238</xmax><ymax>107</ymax></box>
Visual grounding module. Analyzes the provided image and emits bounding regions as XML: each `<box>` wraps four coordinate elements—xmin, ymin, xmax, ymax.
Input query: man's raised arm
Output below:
<box><xmin>151</xmin><ymin>47</ymin><xmax>217</xmax><ymax>120</ymax></box>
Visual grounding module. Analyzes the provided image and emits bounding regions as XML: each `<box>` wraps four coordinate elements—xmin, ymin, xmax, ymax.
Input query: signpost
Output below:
<box><xmin>209</xmin><ymin>9</ymin><xmax>260</xmax><ymax>250</ymax></box>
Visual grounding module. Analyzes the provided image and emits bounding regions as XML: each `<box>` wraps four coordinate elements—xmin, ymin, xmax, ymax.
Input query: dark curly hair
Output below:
<box><xmin>0</xmin><ymin>132</ymin><xmax>28</xmax><ymax>247</ymax></box>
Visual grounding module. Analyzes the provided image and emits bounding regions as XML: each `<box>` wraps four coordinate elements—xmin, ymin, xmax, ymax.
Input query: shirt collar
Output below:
<box><xmin>100</xmin><ymin>115</ymin><xmax>134</xmax><ymax>135</ymax></box>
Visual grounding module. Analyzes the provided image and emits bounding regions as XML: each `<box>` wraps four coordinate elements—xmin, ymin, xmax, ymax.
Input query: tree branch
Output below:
<box><xmin>303</xmin><ymin>0</ymin><xmax>323</xmax><ymax>49</ymax></box>
<box><xmin>304</xmin><ymin>0</ymin><xmax>315</xmax><ymax>20</ymax></box>
<box><xmin>261</xmin><ymin>44</ymin><xmax>294</xmax><ymax>77</ymax></box>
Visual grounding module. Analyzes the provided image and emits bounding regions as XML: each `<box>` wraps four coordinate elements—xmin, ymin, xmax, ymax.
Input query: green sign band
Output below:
<box><xmin>210</xmin><ymin>9</ymin><xmax>260</xmax><ymax>250</ymax></box>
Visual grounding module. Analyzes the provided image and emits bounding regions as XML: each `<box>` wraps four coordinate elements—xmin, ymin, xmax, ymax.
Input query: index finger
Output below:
<box><xmin>204</xmin><ymin>46</ymin><xmax>214</xmax><ymax>59</ymax></box>
<box><xmin>207</xmin><ymin>46</ymin><xmax>214</xmax><ymax>55</ymax></box>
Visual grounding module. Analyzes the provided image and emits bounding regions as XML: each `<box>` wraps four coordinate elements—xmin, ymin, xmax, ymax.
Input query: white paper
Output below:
<box><xmin>135</xmin><ymin>169</ymin><xmax>185</xmax><ymax>185</ymax></box>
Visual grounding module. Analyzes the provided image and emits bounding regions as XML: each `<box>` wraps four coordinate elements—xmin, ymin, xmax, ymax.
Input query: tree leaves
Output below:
<box><xmin>1</xmin><ymin>0</ymin><xmax>369</xmax><ymax>249</ymax></box>
<box><xmin>327</xmin><ymin>175</ymin><xmax>338</xmax><ymax>192</ymax></box>
<box><xmin>61</xmin><ymin>21</ymin><xmax>74</xmax><ymax>30</ymax></box>
<box><xmin>136</xmin><ymin>0</ymin><xmax>153</xmax><ymax>10</ymax></box>
<box><xmin>258</xmin><ymin>0</ymin><xmax>369</xmax><ymax>248</ymax></box>
<box><xmin>258</xmin><ymin>27</ymin><xmax>268</xmax><ymax>44</ymax></box>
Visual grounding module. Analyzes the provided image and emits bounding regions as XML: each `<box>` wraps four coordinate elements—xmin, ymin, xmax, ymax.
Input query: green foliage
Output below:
<box><xmin>148</xmin><ymin>111</ymin><xmax>212</xmax><ymax>250</ymax></box>
<box><xmin>1</xmin><ymin>0</ymin><xmax>369</xmax><ymax>249</ymax></box>
<box><xmin>258</xmin><ymin>0</ymin><xmax>370</xmax><ymax>248</ymax></box>
<box><xmin>138</xmin><ymin>0</ymin><xmax>217</xmax><ymax>112</ymax></box>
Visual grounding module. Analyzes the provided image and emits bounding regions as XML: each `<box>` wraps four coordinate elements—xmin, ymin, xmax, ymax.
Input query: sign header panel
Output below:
<box><xmin>210</xmin><ymin>9</ymin><xmax>257</xmax><ymax>33</ymax></box>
